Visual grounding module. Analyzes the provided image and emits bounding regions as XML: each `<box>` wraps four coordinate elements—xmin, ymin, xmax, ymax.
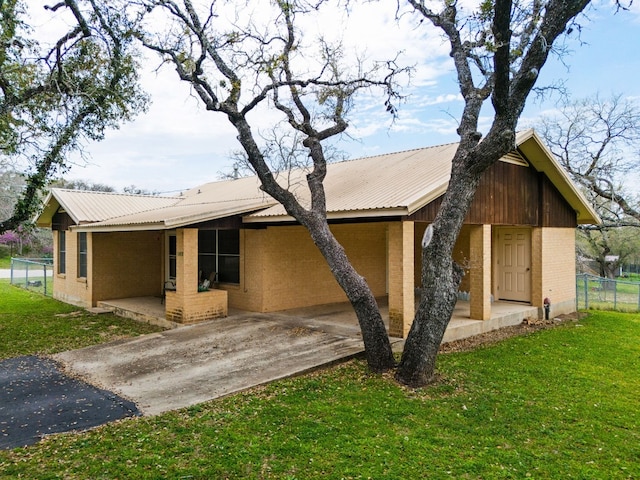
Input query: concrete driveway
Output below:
<box><xmin>54</xmin><ymin>311</ymin><xmax>368</xmax><ymax>416</ymax></box>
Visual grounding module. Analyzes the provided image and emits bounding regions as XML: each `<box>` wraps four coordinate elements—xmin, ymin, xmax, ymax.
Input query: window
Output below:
<box><xmin>168</xmin><ymin>234</ymin><xmax>177</xmax><ymax>280</ymax></box>
<box><xmin>198</xmin><ymin>229</ymin><xmax>240</xmax><ymax>284</ymax></box>
<box><xmin>77</xmin><ymin>232</ymin><xmax>87</xmax><ymax>278</ymax></box>
<box><xmin>58</xmin><ymin>231</ymin><xmax>66</xmax><ymax>274</ymax></box>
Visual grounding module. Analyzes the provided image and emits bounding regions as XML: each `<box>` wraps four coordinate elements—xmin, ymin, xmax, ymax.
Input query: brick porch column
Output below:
<box><xmin>388</xmin><ymin>221</ymin><xmax>415</xmax><ymax>338</ymax></box>
<box><xmin>530</xmin><ymin>227</ymin><xmax>544</xmax><ymax>310</ymax></box>
<box><xmin>176</xmin><ymin>228</ymin><xmax>199</xmax><ymax>295</ymax></box>
<box><xmin>469</xmin><ymin>224</ymin><xmax>492</xmax><ymax>320</ymax></box>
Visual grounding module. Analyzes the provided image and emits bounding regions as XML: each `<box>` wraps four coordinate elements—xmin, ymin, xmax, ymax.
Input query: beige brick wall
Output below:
<box><xmin>53</xmin><ymin>230</ymin><xmax>92</xmax><ymax>307</ymax></box>
<box><xmin>414</xmin><ymin>223</ymin><xmax>471</xmax><ymax>292</ymax></box>
<box><xmin>54</xmin><ymin>230</ymin><xmax>164</xmax><ymax>308</ymax></box>
<box><xmin>91</xmin><ymin>231</ymin><xmax>163</xmax><ymax>304</ymax></box>
<box><xmin>388</xmin><ymin>221</ymin><xmax>415</xmax><ymax>338</ymax></box>
<box><xmin>176</xmin><ymin>229</ymin><xmax>199</xmax><ymax>295</ymax></box>
<box><xmin>469</xmin><ymin>225</ymin><xmax>492</xmax><ymax>320</ymax></box>
<box><xmin>237</xmin><ymin>223</ymin><xmax>388</xmax><ymax>312</ymax></box>
<box><xmin>165</xmin><ymin>289</ymin><xmax>228</xmax><ymax>324</ymax></box>
<box><xmin>224</xmin><ymin>229</ymin><xmax>265</xmax><ymax>312</ymax></box>
<box><xmin>532</xmin><ymin>227</ymin><xmax>576</xmax><ymax>316</ymax></box>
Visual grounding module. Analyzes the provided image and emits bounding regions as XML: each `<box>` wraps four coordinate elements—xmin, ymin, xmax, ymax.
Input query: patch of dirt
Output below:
<box><xmin>54</xmin><ymin>311</ymin><xmax>84</xmax><ymax>318</ymax></box>
<box><xmin>438</xmin><ymin>312</ymin><xmax>586</xmax><ymax>354</ymax></box>
<box><xmin>287</xmin><ymin>326</ymin><xmax>321</xmax><ymax>337</ymax></box>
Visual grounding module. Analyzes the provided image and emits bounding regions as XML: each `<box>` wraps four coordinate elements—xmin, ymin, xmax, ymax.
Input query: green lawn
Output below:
<box><xmin>0</xmin><ymin>280</ymin><xmax>162</xmax><ymax>359</ymax></box>
<box><xmin>0</xmin><ymin>256</ymin><xmax>11</xmax><ymax>268</ymax></box>
<box><xmin>0</xmin><ymin>284</ymin><xmax>638</xmax><ymax>479</ymax></box>
<box><xmin>577</xmin><ymin>275</ymin><xmax>640</xmax><ymax>312</ymax></box>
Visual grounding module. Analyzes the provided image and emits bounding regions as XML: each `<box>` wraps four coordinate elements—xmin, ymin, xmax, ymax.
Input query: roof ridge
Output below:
<box><xmin>186</xmin><ymin>142</ymin><xmax>461</xmax><ymax>188</ymax></box>
<box><xmin>330</xmin><ymin>141</ymin><xmax>460</xmax><ymax>166</ymax></box>
<box><xmin>178</xmin><ymin>196</ymin><xmax>276</xmax><ymax>206</ymax></box>
<box><xmin>51</xmin><ymin>188</ymin><xmax>181</xmax><ymax>200</ymax></box>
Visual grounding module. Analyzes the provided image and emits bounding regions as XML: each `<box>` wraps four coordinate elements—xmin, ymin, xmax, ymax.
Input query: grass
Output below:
<box><xmin>621</xmin><ymin>273</ymin><xmax>640</xmax><ymax>282</ymax></box>
<box><xmin>577</xmin><ymin>275</ymin><xmax>640</xmax><ymax>312</ymax></box>
<box><xmin>0</xmin><ymin>280</ymin><xmax>162</xmax><ymax>360</ymax></box>
<box><xmin>0</xmin><ymin>256</ymin><xmax>11</xmax><ymax>268</ymax></box>
<box><xmin>0</xmin><ymin>286</ymin><xmax>639</xmax><ymax>479</ymax></box>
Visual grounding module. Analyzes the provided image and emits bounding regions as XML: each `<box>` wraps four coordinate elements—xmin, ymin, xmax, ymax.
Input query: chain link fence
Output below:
<box><xmin>576</xmin><ymin>273</ymin><xmax>640</xmax><ymax>312</ymax></box>
<box><xmin>10</xmin><ymin>258</ymin><xmax>54</xmax><ymax>297</ymax></box>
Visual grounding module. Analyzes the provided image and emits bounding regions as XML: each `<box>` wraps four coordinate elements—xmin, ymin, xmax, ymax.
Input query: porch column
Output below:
<box><xmin>388</xmin><ymin>221</ymin><xmax>415</xmax><ymax>338</ymax></box>
<box><xmin>176</xmin><ymin>228</ymin><xmax>199</xmax><ymax>295</ymax></box>
<box><xmin>167</xmin><ymin>228</ymin><xmax>229</xmax><ymax>324</ymax></box>
<box><xmin>530</xmin><ymin>227</ymin><xmax>544</xmax><ymax>310</ymax></box>
<box><xmin>469</xmin><ymin>224</ymin><xmax>492</xmax><ymax>320</ymax></box>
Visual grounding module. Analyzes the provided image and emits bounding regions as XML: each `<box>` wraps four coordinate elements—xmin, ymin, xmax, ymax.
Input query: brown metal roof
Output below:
<box><xmin>246</xmin><ymin>142</ymin><xmax>457</xmax><ymax>221</ymax></box>
<box><xmin>36</xmin><ymin>130</ymin><xmax>600</xmax><ymax>231</ymax></box>
<box><xmin>59</xmin><ymin>177</ymin><xmax>275</xmax><ymax>231</ymax></box>
<box><xmin>36</xmin><ymin>189</ymin><xmax>181</xmax><ymax>227</ymax></box>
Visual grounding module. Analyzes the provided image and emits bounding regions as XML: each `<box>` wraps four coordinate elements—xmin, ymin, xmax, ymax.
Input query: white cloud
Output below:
<box><xmin>24</xmin><ymin>0</ymin><xmax>640</xmax><ymax>192</ymax></box>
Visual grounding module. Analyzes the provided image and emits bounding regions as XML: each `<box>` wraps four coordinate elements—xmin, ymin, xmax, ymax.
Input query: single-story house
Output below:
<box><xmin>36</xmin><ymin>129</ymin><xmax>599</xmax><ymax>338</ymax></box>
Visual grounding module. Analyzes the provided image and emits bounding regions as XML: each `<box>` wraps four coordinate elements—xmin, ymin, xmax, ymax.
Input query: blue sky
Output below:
<box><xmin>46</xmin><ymin>0</ymin><xmax>640</xmax><ymax>194</ymax></box>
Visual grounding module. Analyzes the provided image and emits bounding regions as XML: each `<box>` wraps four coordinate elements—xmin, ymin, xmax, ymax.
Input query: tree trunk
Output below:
<box><xmin>395</xmin><ymin>247</ymin><xmax>463</xmax><ymax>386</ymax></box>
<box><xmin>395</xmin><ymin>157</ymin><xmax>480</xmax><ymax>386</ymax></box>
<box><xmin>230</xmin><ymin>117</ymin><xmax>395</xmax><ymax>372</ymax></box>
<box><xmin>305</xmin><ymin>215</ymin><xmax>396</xmax><ymax>372</ymax></box>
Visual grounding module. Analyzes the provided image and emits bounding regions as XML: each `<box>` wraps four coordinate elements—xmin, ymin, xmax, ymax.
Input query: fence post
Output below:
<box><xmin>584</xmin><ymin>274</ymin><xmax>589</xmax><ymax>310</ymax></box>
<box><xmin>43</xmin><ymin>263</ymin><xmax>47</xmax><ymax>296</ymax></box>
<box><xmin>576</xmin><ymin>274</ymin><xmax>579</xmax><ymax>311</ymax></box>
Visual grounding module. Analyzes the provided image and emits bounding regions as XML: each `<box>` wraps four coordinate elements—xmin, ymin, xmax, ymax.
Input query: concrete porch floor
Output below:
<box><xmin>96</xmin><ymin>296</ymin><xmax>540</xmax><ymax>348</ymax></box>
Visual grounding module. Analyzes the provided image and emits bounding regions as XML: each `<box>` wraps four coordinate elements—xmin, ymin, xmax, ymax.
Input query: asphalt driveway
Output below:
<box><xmin>0</xmin><ymin>356</ymin><xmax>139</xmax><ymax>450</ymax></box>
<box><xmin>54</xmin><ymin>311</ymin><xmax>366</xmax><ymax>416</ymax></box>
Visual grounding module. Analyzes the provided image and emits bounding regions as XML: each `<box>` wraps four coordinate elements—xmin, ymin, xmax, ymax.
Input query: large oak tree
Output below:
<box><xmin>0</xmin><ymin>0</ymin><xmax>147</xmax><ymax>233</ymax></box>
<box><xmin>395</xmin><ymin>0</ymin><xmax>597</xmax><ymax>385</ymax></box>
<box><xmin>134</xmin><ymin>0</ymin><xmax>403</xmax><ymax>371</ymax></box>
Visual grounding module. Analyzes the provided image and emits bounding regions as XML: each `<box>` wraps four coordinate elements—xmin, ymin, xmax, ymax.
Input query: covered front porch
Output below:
<box><xmin>96</xmin><ymin>296</ymin><xmax>538</xmax><ymax>346</ymax></box>
<box><xmin>387</xmin><ymin>221</ymin><xmax>540</xmax><ymax>338</ymax></box>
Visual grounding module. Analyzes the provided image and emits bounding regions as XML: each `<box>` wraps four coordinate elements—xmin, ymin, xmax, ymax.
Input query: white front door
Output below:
<box><xmin>497</xmin><ymin>228</ymin><xmax>531</xmax><ymax>302</ymax></box>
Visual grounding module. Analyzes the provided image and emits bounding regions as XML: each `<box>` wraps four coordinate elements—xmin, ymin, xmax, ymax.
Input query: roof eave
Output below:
<box><xmin>406</xmin><ymin>183</ymin><xmax>449</xmax><ymax>216</ymax></box>
<box><xmin>243</xmin><ymin>207</ymin><xmax>409</xmax><ymax>224</ymax></box>
<box><xmin>35</xmin><ymin>189</ymin><xmax>82</xmax><ymax>227</ymax></box>
<box><xmin>75</xmin><ymin>202</ymin><xmax>278</xmax><ymax>232</ymax></box>
<box><xmin>73</xmin><ymin>222</ymin><xmax>167</xmax><ymax>233</ymax></box>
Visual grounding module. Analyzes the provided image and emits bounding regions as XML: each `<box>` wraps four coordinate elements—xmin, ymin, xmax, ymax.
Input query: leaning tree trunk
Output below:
<box><xmin>305</xmin><ymin>215</ymin><xmax>396</xmax><ymax>372</ymax></box>
<box><xmin>395</xmin><ymin>160</ymin><xmax>481</xmax><ymax>386</ymax></box>
<box><xmin>230</xmin><ymin>116</ymin><xmax>396</xmax><ymax>372</ymax></box>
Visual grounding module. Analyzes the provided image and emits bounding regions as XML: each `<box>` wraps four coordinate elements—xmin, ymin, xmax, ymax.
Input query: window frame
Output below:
<box><xmin>198</xmin><ymin>229</ymin><xmax>240</xmax><ymax>285</ymax></box>
<box><xmin>58</xmin><ymin>230</ymin><xmax>66</xmax><ymax>275</ymax></box>
<box><xmin>167</xmin><ymin>233</ymin><xmax>177</xmax><ymax>281</ymax></box>
<box><xmin>77</xmin><ymin>232</ymin><xmax>87</xmax><ymax>278</ymax></box>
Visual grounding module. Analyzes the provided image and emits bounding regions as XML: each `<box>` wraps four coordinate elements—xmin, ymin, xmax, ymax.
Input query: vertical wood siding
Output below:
<box><xmin>409</xmin><ymin>161</ymin><xmax>578</xmax><ymax>228</ymax></box>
